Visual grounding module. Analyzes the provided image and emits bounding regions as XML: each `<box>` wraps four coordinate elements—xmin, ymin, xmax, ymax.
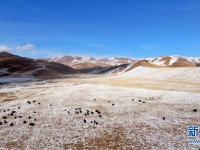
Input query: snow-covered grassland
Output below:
<box><xmin>0</xmin><ymin>67</ymin><xmax>200</xmax><ymax>149</ymax></box>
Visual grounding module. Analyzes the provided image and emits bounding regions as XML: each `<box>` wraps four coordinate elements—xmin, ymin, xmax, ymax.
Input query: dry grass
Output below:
<box><xmin>4</xmin><ymin>140</ymin><xmax>25</xmax><ymax>149</ymax></box>
<box><xmin>0</xmin><ymin>92</ymin><xmax>16</xmax><ymax>102</ymax></box>
<box><xmin>62</xmin><ymin>76</ymin><xmax>200</xmax><ymax>93</ymax></box>
<box><xmin>64</xmin><ymin>126</ymin><xmax>129</xmax><ymax>149</ymax></box>
<box><xmin>0</xmin><ymin>92</ymin><xmax>9</xmax><ymax>97</ymax></box>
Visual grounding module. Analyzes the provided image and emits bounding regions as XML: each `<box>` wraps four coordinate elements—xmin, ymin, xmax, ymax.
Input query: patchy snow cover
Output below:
<box><xmin>148</xmin><ymin>56</ymin><xmax>200</xmax><ymax>66</ymax></box>
<box><xmin>168</xmin><ymin>56</ymin><xmax>179</xmax><ymax>65</ymax></box>
<box><xmin>149</xmin><ymin>57</ymin><xmax>167</xmax><ymax>66</ymax></box>
<box><xmin>0</xmin><ymin>81</ymin><xmax>200</xmax><ymax>149</ymax></box>
<box><xmin>149</xmin><ymin>56</ymin><xmax>179</xmax><ymax>66</ymax></box>
<box><xmin>122</xmin><ymin>62</ymin><xmax>139</xmax><ymax>72</ymax></box>
<box><xmin>184</xmin><ymin>57</ymin><xmax>200</xmax><ymax>64</ymax></box>
<box><xmin>49</xmin><ymin>55</ymin><xmax>137</xmax><ymax>67</ymax></box>
<box><xmin>48</xmin><ymin>55</ymin><xmax>200</xmax><ymax>75</ymax></box>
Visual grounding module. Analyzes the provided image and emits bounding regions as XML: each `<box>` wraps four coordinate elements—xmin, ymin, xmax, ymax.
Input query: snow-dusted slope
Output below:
<box><xmin>184</xmin><ymin>57</ymin><xmax>200</xmax><ymax>64</ymax></box>
<box><xmin>147</xmin><ymin>56</ymin><xmax>198</xmax><ymax>67</ymax></box>
<box><xmin>48</xmin><ymin>56</ymin><xmax>137</xmax><ymax>68</ymax></box>
<box><xmin>49</xmin><ymin>55</ymin><xmax>200</xmax><ymax>75</ymax></box>
<box><xmin>119</xmin><ymin>66</ymin><xmax>200</xmax><ymax>83</ymax></box>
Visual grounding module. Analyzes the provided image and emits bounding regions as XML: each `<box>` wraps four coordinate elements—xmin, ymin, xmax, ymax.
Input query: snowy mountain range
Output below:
<box><xmin>0</xmin><ymin>52</ymin><xmax>200</xmax><ymax>79</ymax></box>
<box><xmin>48</xmin><ymin>55</ymin><xmax>200</xmax><ymax>74</ymax></box>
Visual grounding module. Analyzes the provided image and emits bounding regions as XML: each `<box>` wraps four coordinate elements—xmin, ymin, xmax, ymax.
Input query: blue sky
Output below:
<box><xmin>0</xmin><ymin>0</ymin><xmax>200</xmax><ymax>58</ymax></box>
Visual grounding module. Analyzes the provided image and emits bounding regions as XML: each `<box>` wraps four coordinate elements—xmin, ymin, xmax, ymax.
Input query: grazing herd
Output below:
<box><xmin>70</xmin><ymin>107</ymin><xmax>102</xmax><ymax>125</ymax></box>
<box><xmin>0</xmin><ymin>96</ymin><xmax>198</xmax><ymax>129</ymax></box>
<box><xmin>0</xmin><ymin>100</ymin><xmax>39</xmax><ymax>127</ymax></box>
<box><xmin>0</xmin><ymin>99</ymin><xmax>105</xmax><ymax>128</ymax></box>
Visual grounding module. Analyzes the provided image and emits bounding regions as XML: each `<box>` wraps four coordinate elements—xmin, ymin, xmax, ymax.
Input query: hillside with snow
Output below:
<box><xmin>49</xmin><ymin>55</ymin><xmax>137</xmax><ymax>68</ymax></box>
<box><xmin>147</xmin><ymin>56</ymin><xmax>200</xmax><ymax>67</ymax></box>
<box><xmin>119</xmin><ymin>66</ymin><xmax>200</xmax><ymax>84</ymax></box>
<box><xmin>1</xmin><ymin>52</ymin><xmax>200</xmax><ymax>80</ymax></box>
<box><xmin>0</xmin><ymin>52</ymin><xmax>77</xmax><ymax>80</ymax></box>
<box><xmin>48</xmin><ymin>55</ymin><xmax>200</xmax><ymax>75</ymax></box>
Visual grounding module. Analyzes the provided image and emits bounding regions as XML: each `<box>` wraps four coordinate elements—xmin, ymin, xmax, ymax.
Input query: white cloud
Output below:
<box><xmin>0</xmin><ymin>44</ymin><xmax>11</xmax><ymax>52</ymax></box>
<box><xmin>16</xmin><ymin>43</ymin><xmax>34</xmax><ymax>51</ymax></box>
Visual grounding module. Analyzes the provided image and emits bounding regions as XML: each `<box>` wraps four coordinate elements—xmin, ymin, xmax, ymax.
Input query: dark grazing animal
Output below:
<box><xmin>193</xmin><ymin>109</ymin><xmax>198</xmax><ymax>112</ymax></box>
<box><xmin>10</xmin><ymin>123</ymin><xmax>14</xmax><ymax>126</ymax></box>
<box><xmin>95</xmin><ymin>110</ymin><xmax>101</xmax><ymax>114</ymax></box>
<box><xmin>10</xmin><ymin>111</ymin><xmax>16</xmax><ymax>116</ymax></box>
<box><xmin>29</xmin><ymin>123</ymin><xmax>35</xmax><ymax>126</ymax></box>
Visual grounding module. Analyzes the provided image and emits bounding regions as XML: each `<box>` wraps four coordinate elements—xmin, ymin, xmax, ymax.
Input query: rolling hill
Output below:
<box><xmin>49</xmin><ymin>55</ymin><xmax>200</xmax><ymax>75</ymax></box>
<box><xmin>1</xmin><ymin>52</ymin><xmax>200</xmax><ymax>79</ymax></box>
<box><xmin>0</xmin><ymin>52</ymin><xmax>77</xmax><ymax>79</ymax></box>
